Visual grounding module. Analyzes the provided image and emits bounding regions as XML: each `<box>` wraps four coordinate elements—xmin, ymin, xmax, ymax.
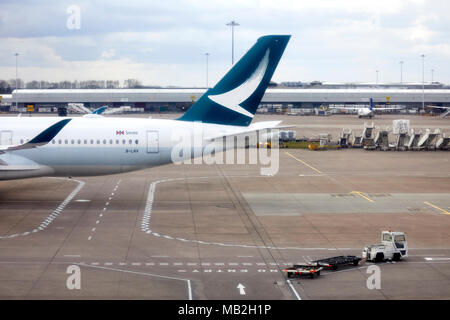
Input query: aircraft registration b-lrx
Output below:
<box><xmin>0</xmin><ymin>35</ymin><xmax>290</xmax><ymax>180</ymax></box>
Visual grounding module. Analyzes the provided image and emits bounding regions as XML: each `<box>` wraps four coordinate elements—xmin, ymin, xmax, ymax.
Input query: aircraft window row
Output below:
<box><xmin>50</xmin><ymin>139</ymin><xmax>139</xmax><ymax>145</ymax></box>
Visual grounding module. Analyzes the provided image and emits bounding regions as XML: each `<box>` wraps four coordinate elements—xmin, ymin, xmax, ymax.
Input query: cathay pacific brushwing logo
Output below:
<box><xmin>208</xmin><ymin>49</ymin><xmax>270</xmax><ymax>118</ymax></box>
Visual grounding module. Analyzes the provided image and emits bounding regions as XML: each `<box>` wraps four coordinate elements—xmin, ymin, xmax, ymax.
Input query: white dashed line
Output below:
<box><xmin>86</xmin><ymin>180</ymin><xmax>121</xmax><ymax>241</ymax></box>
<box><xmin>0</xmin><ymin>178</ymin><xmax>85</xmax><ymax>239</ymax></box>
<box><xmin>140</xmin><ymin>177</ymin><xmax>354</xmax><ymax>251</ymax></box>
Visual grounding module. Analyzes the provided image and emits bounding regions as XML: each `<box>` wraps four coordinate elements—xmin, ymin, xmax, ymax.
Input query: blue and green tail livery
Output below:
<box><xmin>178</xmin><ymin>35</ymin><xmax>290</xmax><ymax>126</ymax></box>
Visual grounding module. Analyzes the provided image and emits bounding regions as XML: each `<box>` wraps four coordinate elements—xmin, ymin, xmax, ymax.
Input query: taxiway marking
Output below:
<box><xmin>0</xmin><ymin>178</ymin><xmax>85</xmax><ymax>239</ymax></box>
<box><xmin>87</xmin><ymin>179</ymin><xmax>121</xmax><ymax>241</ymax></box>
<box><xmin>141</xmin><ymin>176</ymin><xmax>356</xmax><ymax>251</ymax></box>
<box><xmin>424</xmin><ymin>201</ymin><xmax>450</xmax><ymax>215</ymax></box>
<box><xmin>237</xmin><ymin>283</ymin><xmax>246</xmax><ymax>295</ymax></box>
<box><xmin>425</xmin><ymin>257</ymin><xmax>450</xmax><ymax>261</ymax></box>
<box><xmin>76</xmin><ymin>263</ymin><xmax>193</xmax><ymax>300</ymax></box>
<box><xmin>350</xmin><ymin>191</ymin><xmax>375</xmax><ymax>203</ymax></box>
<box><xmin>287</xmin><ymin>280</ymin><xmax>302</xmax><ymax>300</ymax></box>
<box><xmin>284</xmin><ymin>151</ymin><xmax>322</xmax><ymax>174</ymax></box>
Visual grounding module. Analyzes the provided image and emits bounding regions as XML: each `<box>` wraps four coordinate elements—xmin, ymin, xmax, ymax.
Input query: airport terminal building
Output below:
<box><xmin>2</xmin><ymin>82</ymin><xmax>450</xmax><ymax>113</ymax></box>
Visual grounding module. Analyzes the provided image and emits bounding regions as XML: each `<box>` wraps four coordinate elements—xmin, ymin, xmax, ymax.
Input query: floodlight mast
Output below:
<box><xmin>226</xmin><ymin>20</ymin><xmax>239</xmax><ymax>65</ymax></box>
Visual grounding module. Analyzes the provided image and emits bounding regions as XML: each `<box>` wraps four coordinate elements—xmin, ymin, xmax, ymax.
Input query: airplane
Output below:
<box><xmin>0</xmin><ymin>35</ymin><xmax>291</xmax><ymax>180</ymax></box>
<box><xmin>329</xmin><ymin>98</ymin><xmax>404</xmax><ymax>118</ymax></box>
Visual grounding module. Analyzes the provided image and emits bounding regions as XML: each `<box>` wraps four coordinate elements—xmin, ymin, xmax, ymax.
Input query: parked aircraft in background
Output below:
<box><xmin>329</xmin><ymin>98</ymin><xmax>404</xmax><ymax>118</ymax></box>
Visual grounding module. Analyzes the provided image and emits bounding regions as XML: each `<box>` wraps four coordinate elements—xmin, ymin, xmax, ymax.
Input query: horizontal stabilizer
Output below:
<box><xmin>206</xmin><ymin>121</ymin><xmax>296</xmax><ymax>141</ymax></box>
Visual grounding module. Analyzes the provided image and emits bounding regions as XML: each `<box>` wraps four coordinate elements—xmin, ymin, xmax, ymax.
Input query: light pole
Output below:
<box><xmin>431</xmin><ymin>68</ymin><xmax>434</xmax><ymax>83</ymax></box>
<box><xmin>205</xmin><ymin>53</ymin><xmax>210</xmax><ymax>88</ymax></box>
<box><xmin>421</xmin><ymin>54</ymin><xmax>425</xmax><ymax>111</ymax></box>
<box><xmin>14</xmin><ymin>53</ymin><xmax>20</xmax><ymax>109</ymax></box>
<box><xmin>400</xmin><ymin>61</ymin><xmax>403</xmax><ymax>84</ymax></box>
<box><xmin>376</xmin><ymin>70</ymin><xmax>379</xmax><ymax>85</ymax></box>
<box><xmin>226</xmin><ymin>20</ymin><xmax>239</xmax><ymax>65</ymax></box>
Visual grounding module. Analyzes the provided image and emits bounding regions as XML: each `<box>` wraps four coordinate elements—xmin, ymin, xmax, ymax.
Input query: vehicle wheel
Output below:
<box><xmin>317</xmin><ymin>270</ymin><xmax>321</xmax><ymax>277</ymax></box>
<box><xmin>375</xmin><ymin>253</ymin><xmax>384</xmax><ymax>262</ymax></box>
<box><xmin>287</xmin><ymin>273</ymin><xmax>292</xmax><ymax>278</ymax></box>
<box><xmin>332</xmin><ymin>265</ymin><xmax>338</xmax><ymax>270</ymax></box>
<box><xmin>353</xmin><ymin>260</ymin><xmax>359</xmax><ymax>266</ymax></box>
<box><xmin>393</xmin><ymin>253</ymin><xmax>401</xmax><ymax>261</ymax></box>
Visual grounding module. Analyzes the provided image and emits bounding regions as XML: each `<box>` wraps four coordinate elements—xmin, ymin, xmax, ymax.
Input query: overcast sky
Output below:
<box><xmin>0</xmin><ymin>0</ymin><xmax>449</xmax><ymax>86</ymax></box>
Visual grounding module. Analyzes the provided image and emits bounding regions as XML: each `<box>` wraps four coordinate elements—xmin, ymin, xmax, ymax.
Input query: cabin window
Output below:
<box><xmin>90</xmin><ymin>139</ymin><xmax>94</xmax><ymax>144</ymax></box>
<box><xmin>96</xmin><ymin>139</ymin><xmax>100</xmax><ymax>144</ymax></box>
<box><xmin>20</xmin><ymin>139</ymin><xmax>24</xmax><ymax>144</ymax></box>
<box><xmin>103</xmin><ymin>139</ymin><xmax>107</xmax><ymax>144</ymax></box>
<box><xmin>122</xmin><ymin>139</ymin><xmax>126</xmax><ymax>145</ymax></box>
<box><xmin>135</xmin><ymin>139</ymin><xmax>138</xmax><ymax>145</ymax></box>
<box><xmin>65</xmin><ymin>139</ymin><xmax>68</xmax><ymax>144</ymax></box>
<box><xmin>129</xmin><ymin>139</ymin><xmax>132</xmax><ymax>145</ymax></box>
<box><xmin>77</xmin><ymin>139</ymin><xmax>81</xmax><ymax>144</ymax></box>
<box><xmin>116</xmin><ymin>139</ymin><xmax>119</xmax><ymax>144</ymax></box>
<box><xmin>109</xmin><ymin>139</ymin><xmax>113</xmax><ymax>144</ymax></box>
<box><xmin>58</xmin><ymin>139</ymin><xmax>62</xmax><ymax>144</ymax></box>
<box><xmin>84</xmin><ymin>139</ymin><xmax>87</xmax><ymax>144</ymax></box>
<box><xmin>51</xmin><ymin>140</ymin><xmax>55</xmax><ymax>144</ymax></box>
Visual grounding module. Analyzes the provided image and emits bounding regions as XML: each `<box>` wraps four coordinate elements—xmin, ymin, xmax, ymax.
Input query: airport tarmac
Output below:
<box><xmin>0</xmin><ymin>114</ymin><xmax>449</xmax><ymax>300</ymax></box>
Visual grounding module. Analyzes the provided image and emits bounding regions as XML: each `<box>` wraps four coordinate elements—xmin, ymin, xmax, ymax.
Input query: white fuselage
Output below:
<box><xmin>0</xmin><ymin>117</ymin><xmax>254</xmax><ymax>180</ymax></box>
<box><xmin>357</xmin><ymin>108</ymin><xmax>373</xmax><ymax>118</ymax></box>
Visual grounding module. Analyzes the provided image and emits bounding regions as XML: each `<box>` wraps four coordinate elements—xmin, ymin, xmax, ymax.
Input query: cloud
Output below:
<box><xmin>100</xmin><ymin>49</ymin><xmax>116</xmax><ymax>59</ymax></box>
<box><xmin>0</xmin><ymin>0</ymin><xmax>449</xmax><ymax>85</ymax></box>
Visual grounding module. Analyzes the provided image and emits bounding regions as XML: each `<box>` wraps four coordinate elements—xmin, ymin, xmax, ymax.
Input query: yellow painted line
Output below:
<box><xmin>350</xmin><ymin>191</ymin><xmax>375</xmax><ymax>203</ymax></box>
<box><xmin>284</xmin><ymin>151</ymin><xmax>322</xmax><ymax>174</ymax></box>
<box><xmin>424</xmin><ymin>201</ymin><xmax>450</xmax><ymax>215</ymax></box>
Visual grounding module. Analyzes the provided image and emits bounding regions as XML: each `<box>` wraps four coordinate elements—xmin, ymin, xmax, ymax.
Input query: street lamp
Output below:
<box><xmin>376</xmin><ymin>70</ymin><xmax>379</xmax><ymax>85</ymax></box>
<box><xmin>14</xmin><ymin>52</ymin><xmax>20</xmax><ymax>109</ymax></box>
<box><xmin>431</xmin><ymin>68</ymin><xmax>434</xmax><ymax>83</ymax></box>
<box><xmin>226</xmin><ymin>20</ymin><xmax>239</xmax><ymax>65</ymax></box>
<box><xmin>399</xmin><ymin>61</ymin><xmax>403</xmax><ymax>84</ymax></box>
<box><xmin>421</xmin><ymin>54</ymin><xmax>425</xmax><ymax>111</ymax></box>
<box><xmin>205</xmin><ymin>53</ymin><xmax>210</xmax><ymax>88</ymax></box>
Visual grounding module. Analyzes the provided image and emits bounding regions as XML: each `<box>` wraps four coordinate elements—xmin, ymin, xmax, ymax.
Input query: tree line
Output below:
<box><xmin>0</xmin><ymin>79</ymin><xmax>149</xmax><ymax>94</ymax></box>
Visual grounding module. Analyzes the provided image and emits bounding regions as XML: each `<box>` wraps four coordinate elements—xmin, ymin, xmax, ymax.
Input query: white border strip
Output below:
<box><xmin>0</xmin><ymin>178</ymin><xmax>85</xmax><ymax>239</ymax></box>
<box><xmin>76</xmin><ymin>263</ymin><xmax>193</xmax><ymax>300</ymax></box>
<box><xmin>141</xmin><ymin>176</ymin><xmax>352</xmax><ymax>251</ymax></box>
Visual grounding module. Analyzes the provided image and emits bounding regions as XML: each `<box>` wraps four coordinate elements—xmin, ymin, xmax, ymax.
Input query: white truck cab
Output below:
<box><xmin>362</xmin><ymin>231</ymin><xmax>408</xmax><ymax>262</ymax></box>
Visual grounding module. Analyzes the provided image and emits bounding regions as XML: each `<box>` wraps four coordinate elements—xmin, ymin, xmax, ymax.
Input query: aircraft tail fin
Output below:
<box><xmin>178</xmin><ymin>35</ymin><xmax>290</xmax><ymax>126</ymax></box>
<box><xmin>92</xmin><ymin>106</ymin><xmax>107</xmax><ymax>114</ymax></box>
